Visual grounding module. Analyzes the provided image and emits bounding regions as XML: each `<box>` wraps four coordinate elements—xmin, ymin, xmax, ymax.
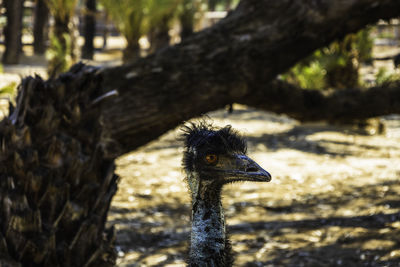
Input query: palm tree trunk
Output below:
<box><xmin>123</xmin><ymin>38</ymin><xmax>140</xmax><ymax>63</ymax></box>
<box><xmin>48</xmin><ymin>15</ymin><xmax>79</xmax><ymax>75</ymax></box>
<box><xmin>47</xmin><ymin>0</ymin><xmax>79</xmax><ymax>75</ymax></box>
<box><xmin>0</xmin><ymin>64</ymin><xmax>117</xmax><ymax>266</ymax></box>
<box><xmin>82</xmin><ymin>0</ymin><xmax>97</xmax><ymax>59</ymax></box>
<box><xmin>179</xmin><ymin>0</ymin><xmax>195</xmax><ymax>41</ymax></box>
<box><xmin>2</xmin><ymin>0</ymin><xmax>24</xmax><ymax>64</ymax></box>
<box><xmin>33</xmin><ymin>0</ymin><xmax>50</xmax><ymax>55</ymax></box>
<box><xmin>225</xmin><ymin>0</ymin><xmax>233</xmax><ymax>10</ymax></box>
<box><xmin>208</xmin><ymin>0</ymin><xmax>218</xmax><ymax>11</ymax></box>
<box><xmin>149</xmin><ymin>15</ymin><xmax>171</xmax><ymax>54</ymax></box>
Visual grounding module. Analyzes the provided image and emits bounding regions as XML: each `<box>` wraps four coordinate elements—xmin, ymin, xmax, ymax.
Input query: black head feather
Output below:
<box><xmin>181</xmin><ymin>122</ymin><xmax>247</xmax><ymax>172</ymax></box>
<box><xmin>181</xmin><ymin>122</ymin><xmax>246</xmax><ymax>153</ymax></box>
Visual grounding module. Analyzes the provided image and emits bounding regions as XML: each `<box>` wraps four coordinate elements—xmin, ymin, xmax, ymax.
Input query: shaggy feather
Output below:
<box><xmin>181</xmin><ymin>122</ymin><xmax>270</xmax><ymax>267</ymax></box>
<box><xmin>181</xmin><ymin>122</ymin><xmax>248</xmax><ymax>267</ymax></box>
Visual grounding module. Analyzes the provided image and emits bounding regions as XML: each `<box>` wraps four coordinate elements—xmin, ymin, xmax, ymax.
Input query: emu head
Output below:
<box><xmin>181</xmin><ymin>123</ymin><xmax>271</xmax><ymax>198</ymax></box>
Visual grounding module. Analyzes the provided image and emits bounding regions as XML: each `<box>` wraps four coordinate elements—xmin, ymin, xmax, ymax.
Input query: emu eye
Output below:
<box><xmin>205</xmin><ymin>154</ymin><xmax>218</xmax><ymax>164</ymax></box>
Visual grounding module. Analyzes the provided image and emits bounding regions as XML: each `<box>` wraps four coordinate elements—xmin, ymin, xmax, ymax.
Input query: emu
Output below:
<box><xmin>182</xmin><ymin>123</ymin><xmax>271</xmax><ymax>266</ymax></box>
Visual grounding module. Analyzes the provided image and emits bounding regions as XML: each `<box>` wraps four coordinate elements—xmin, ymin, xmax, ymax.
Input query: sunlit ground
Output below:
<box><xmin>110</xmin><ymin>106</ymin><xmax>400</xmax><ymax>266</ymax></box>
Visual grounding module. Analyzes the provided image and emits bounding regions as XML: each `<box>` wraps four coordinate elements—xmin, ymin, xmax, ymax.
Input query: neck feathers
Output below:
<box><xmin>189</xmin><ymin>184</ymin><xmax>233</xmax><ymax>267</ymax></box>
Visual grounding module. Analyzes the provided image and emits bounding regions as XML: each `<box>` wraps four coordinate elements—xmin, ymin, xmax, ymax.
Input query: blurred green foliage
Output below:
<box><xmin>45</xmin><ymin>0</ymin><xmax>78</xmax><ymax>24</ymax></box>
<box><xmin>283</xmin><ymin>27</ymin><xmax>373</xmax><ymax>90</ymax></box>
<box><xmin>100</xmin><ymin>0</ymin><xmax>182</xmax><ymax>60</ymax></box>
<box><xmin>46</xmin><ymin>33</ymin><xmax>73</xmax><ymax>75</ymax></box>
<box><xmin>284</xmin><ymin>59</ymin><xmax>326</xmax><ymax>89</ymax></box>
<box><xmin>100</xmin><ymin>0</ymin><xmax>240</xmax><ymax>60</ymax></box>
<box><xmin>375</xmin><ymin>67</ymin><xmax>400</xmax><ymax>85</ymax></box>
<box><xmin>375</xmin><ymin>30</ymin><xmax>395</xmax><ymax>39</ymax></box>
<box><xmin>208</xmin><ymin>0</ymin><xmax>239</xmax><ymax>11</ymax></box>
<box><xmin>0</xmin><ymin>82</ymin><xmax>17</xmax><ymax>97</ymax></box>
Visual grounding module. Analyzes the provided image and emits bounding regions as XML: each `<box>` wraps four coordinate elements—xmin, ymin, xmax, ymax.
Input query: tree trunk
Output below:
<box><xmin>48</xmin><ymin>15</ymin><xmax>79</xmax><ymax>76</ymax></box>
<box><xmin>149</xmin><ymin>15</ymin><xmax>171</xmax><ymax>54</ymax></box>
<box><xmin>82</xmin><ymin>0</ymin><xmax>97</xmax><ymax>60</ymax></box>
<box><xmin>33</xmin><ymin>0</ymin><xmax>50</xmax><ymax>55</ymax></box>
<box><xmin>326</xmin><ymin>36</ymin><xmax>360</xmax><ymax>89</ymax></box>
<box><xmin>179</xmin><ymin>0</ymin><xmax>195</xmax><ymax>41</ymax></box>
<box><xmin>122</xmin><ymin>38</ymin><xmax>140</xmax><ymax>63</ymax></box>
<box><xmin>0</xmin><ymin>64</ymin><xmax>117</xmax><ymax>267</ymax></box>
<box><xmin>102</xmin><ymin>12</ymin><xmax>109</xmax><ymax>49</ymax></box>
<box><xmin>1</xmin><ymin>0</ymin><xmax>400</xmax><ymax>265</ymax></box>
<box><xmin>2</xmin><ymin>0</ymin><xmax>24</xmax><ymax>64</ymax></box>
<box><xmin>208</xmin><ymin>0</ymin><xmax>218</xmax><ymax>11</ymax></box>
<box><xmin>225</xmin><ymin>0</ymin><xmax>233</xmax><ymax>10</ymax></box>
<box><xmin>238</xmin><ymin>79</ymin><xmax>400</xmax><ymax>122</ymax></box>
<box><xmin>47</xmin><ymin>0</ymin><xmax>79</xmax><ymax>76</ymax></box>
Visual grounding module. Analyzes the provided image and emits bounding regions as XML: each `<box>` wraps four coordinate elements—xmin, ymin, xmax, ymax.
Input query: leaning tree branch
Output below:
<box><xmin>97</xmin><ymin>0</ymin><xmax>400</xmax><ymax>156</ymax></box>
<box><xmin>239</xmin><ymin>79</ymin><xmax>400</xmax><ymax>122</ymax></box>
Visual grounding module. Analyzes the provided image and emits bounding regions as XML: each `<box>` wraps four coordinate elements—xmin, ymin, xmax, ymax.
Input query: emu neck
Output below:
<box><xmin>189</xmin><ymin>180</ymin><xmax>229</xmax><ymax>266</ymax></box>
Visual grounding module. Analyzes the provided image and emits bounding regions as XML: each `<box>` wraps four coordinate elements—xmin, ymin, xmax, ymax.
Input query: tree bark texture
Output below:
<box><xmin>2</xmin><ymin>0</ymin><xmax>24</xmax><ymax>64</ymax></box>
<box><xmin>82</xmin><ymin>0</ymin><xmax>96</xmax><ymax>60</ymax></box>
<box><xmin>239</xmin><ymin>79</ymin><xmax>400</xmax><ymax>122</ymax></box>
<box><xmin>99</xmin><ymin>0</ymin><xmax>400</xmax><ymax>156</ymax></box>
<box><xmin>0</xmin><ymin>64</ymin><xmax>117</xmax><ymax>266</ymax></box>
<box><xmin>2</xmin><ymin>0</ymin><xmax>400</xmax><ymax>265</ymax></box>
<box><xmin>33</xmin><ymin>0</ymin><xmax>50</xmax><ymax>55</ymax></box>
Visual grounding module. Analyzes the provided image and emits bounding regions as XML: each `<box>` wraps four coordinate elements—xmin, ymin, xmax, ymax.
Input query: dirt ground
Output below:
<box><xmin>109</xmin><ymin>106</ymin><xmax>400</xmax><ymax>267</ymax></box>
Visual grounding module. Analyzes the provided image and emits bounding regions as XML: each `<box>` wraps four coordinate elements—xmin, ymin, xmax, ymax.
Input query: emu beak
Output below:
<box><xmin>231</xmin><ymin>154</ymin><xmax>272</xmax><ymax>182</ymax></box>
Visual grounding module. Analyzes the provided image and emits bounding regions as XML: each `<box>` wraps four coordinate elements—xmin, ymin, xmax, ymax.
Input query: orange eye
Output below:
<box><xmin>205</xmin><ymin>154</ymin><xmax>218</xmax><ymax>164</ymax></box>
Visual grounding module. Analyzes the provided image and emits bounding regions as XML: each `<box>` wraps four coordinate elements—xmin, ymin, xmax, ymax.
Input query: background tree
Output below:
<box><xmin>100</xmin><ymin>0</ymin><xmax>144</xmax><ymax>62</ymax></box>
<box><xmin>208</xmin><ymin>0</ymin><xmax>237</xmax><ymax>11</ymax></box>
<box><xmin>224</xmin><ymin>0</ymin><xmax>233</xmax><ymax>10</ymax></box>
<box><xmin>2</xmin><ymin>0</ymin><xmax>24</xmax><ymax>64</ymax></box>
<box><xmin>148</xmin><ymin>14</ymin><xmax>172</xmax><ymax>53</ymax></box>
<box><xmin>33</xmin><ymin>0</ymin><xmax>50</xmax><ymax>55</ymax></box>
<box><xmin>45</xmin><ymin>0</ymin><xmax>79</xmax><ymax>75</ymax></box>
<box><xmin>82</xmin><ymin>0</ymin><xmax>97</xmax><ymax>60</ymax></box>
<box><xmin>178</xmin><ymin>0</ymin><xmax>205</xmax><ymax>41</ymax></box>
<box><xmin>100</xmin><ymin>0</ymin><xmax>181</xmax><ymax>62</ymax></box>
<box><xmin>147</xmin><ymin>0</ymin><xmax>181</xmax><ymax>53</ymax></box>
<box><xmin>208</xmin><ymin>0</ymin><xmax>218</xmax><ymax>11</ymax></box>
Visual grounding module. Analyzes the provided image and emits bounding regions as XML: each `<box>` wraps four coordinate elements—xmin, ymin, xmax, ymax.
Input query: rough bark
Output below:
<box><xmin>2</xmin><ymin>0</ymin><xmax>24</xmax><ymax>64</ymax></box>
<box><xmin>239</xmin><ymin>79</ymin><xmax>400</xmax><ymax>122</ymax></box>
<box><xmin>99</xmin><ymin>0</ymin><xmax>400</xmax><ymax>155</ymax></box>
<box><xmin>33</xmin><ymin>0</ymin><xmax>50</xmax><ymax>55</ymax></box>
<box><xmin>0</xmin><ymin>64</ymin><xmax>117</xmax><ymax>266</ymax></box>
<box><xmin>2</xmin><ymin>0</ymin><xmax>400</xmax><ymax>265</ymax></box>
<box><xmin>82</xmin><ymin>0</ymin><xmax>96</xmax><ymax>60</ymax></box>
